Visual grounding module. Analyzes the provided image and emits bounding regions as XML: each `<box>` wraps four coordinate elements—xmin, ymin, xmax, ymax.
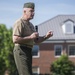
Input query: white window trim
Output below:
<box><xmin>38</xmin><ymin>67</ymin><xmax>40</xmax><ymax>75</ymax></box>
<box><xmin>68</xmin><ymin>45</ymin><xmax>75</xmax><ymax>57</ymax></box>
<box><xmin>33</xmin><ymin>51</ymin><xmax>40</xmax><ymax>58</ymax></box>
<box><xmin>32</xmin><ymin>67</ymin><xmax>40</xmax><ymax>75</ymax></box>
<box><xmin>54</xmin><ymin>45</ymin><xmax>63</xmax><ymax>57</ymax></box>
<box><xmin>32</xmin><ymin>45</ymin><xmax>40</xmax><ymax>58</ymax></box>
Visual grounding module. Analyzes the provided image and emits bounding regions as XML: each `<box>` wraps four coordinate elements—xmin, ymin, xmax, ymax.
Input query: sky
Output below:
<box><xmin>0</xmin><ymin>0</ymin><xmax>75</xmax><ymax>28</ymax></box>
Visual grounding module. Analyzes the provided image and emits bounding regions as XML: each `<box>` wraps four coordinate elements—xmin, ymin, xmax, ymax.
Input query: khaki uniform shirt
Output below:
<box><xmin>13</xmin><ymin>18</ymin><xmax>35</xmax><ymax>47</ymax></box>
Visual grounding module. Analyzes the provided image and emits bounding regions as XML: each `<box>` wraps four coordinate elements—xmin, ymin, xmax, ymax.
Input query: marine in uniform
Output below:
<box><xmin>13</xmin><ymin>2</ymin><xmax>53</xmax><ymax>75</ymax></box>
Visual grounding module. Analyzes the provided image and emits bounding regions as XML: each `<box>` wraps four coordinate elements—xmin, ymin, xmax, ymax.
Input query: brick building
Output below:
<box><xmin>32</xmin><ymin>15</ymin><xmax>75</xmax><ymax>75</ymax></box>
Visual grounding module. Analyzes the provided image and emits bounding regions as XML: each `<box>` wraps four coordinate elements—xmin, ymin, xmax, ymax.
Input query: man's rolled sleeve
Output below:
<box><xmin>13</xmin><ymin>21</ymin><xmax>22</xmax><ymax>37</ymax></box>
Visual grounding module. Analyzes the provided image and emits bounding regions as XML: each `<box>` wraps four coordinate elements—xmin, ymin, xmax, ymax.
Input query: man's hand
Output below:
<box><xmin>45</xmin><ymin>31</ymin><xmax>53</xmax><ymax>39</ymax></box>
<box><xmin>30</xmin><ymin>32</ymin><xmax>39</xmax><ymax>39</ymax></box>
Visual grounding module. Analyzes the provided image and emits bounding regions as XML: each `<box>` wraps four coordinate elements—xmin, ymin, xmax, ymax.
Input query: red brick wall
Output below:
<box><xmin>32</xmin><ymin>43</ymin><xmax>75</xmax><ymax>74</ymax></box>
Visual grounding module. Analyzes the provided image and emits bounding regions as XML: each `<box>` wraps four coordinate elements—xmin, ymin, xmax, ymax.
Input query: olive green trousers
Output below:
<box><xmin>13</xmin><ymin>45</ymin><xmax>32</xmax><ymax>75</ymax></box>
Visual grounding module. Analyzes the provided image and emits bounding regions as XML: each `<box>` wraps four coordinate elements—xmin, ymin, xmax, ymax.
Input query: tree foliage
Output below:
<box><xmin>0</xmin><ymin>24</ymin><xmax>16</xmax><ymax>75</ymax></box>
<box><xmin>50</xmin><ymin>55</ymin><xmax>75</xmax><ymax>75</ymax></box>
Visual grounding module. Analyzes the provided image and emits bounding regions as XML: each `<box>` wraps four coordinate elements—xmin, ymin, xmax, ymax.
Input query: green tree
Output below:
<box><xmin>50</xmin><ymin>55</ymin><xmax>75</xmax><ymax>75</ymax></box>
<box><xmin>0</xmin><ymin>24</ymin><xmax>16</xmax><ymax>75</ymax></box>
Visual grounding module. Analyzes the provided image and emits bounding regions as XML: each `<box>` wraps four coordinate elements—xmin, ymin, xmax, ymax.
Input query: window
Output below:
<box><xmin>62</xmin><ymin>20</ymin><xmax>74</xmax><ymax>34</ymax></box>
<box><xmin>65</xmin><ymin>21</ymin><xmax>73</xmax><ymax>34</ymax></box>
<box><xmin>32</xmin><ymin>67</ymin><xmax>40</xmax><ymax>75</ymax></box>
<box><xmin>32</xmin><ymin>45</ymin><xmax>39</xmax><ymax>58</ymax></box>
<box><xmin>68</xmin><ymin>45</ymin><xmax>75</xmax><ymax>57</ymax></box>
<box><xmin>74</xmin><ymin>26</ymin><xmax>75</xmax><ymax>33</ymax></box>
<box><xmin>54</xmin><ymin>45</ymin><xmax>62</xmax><ymax>57</ymax></box>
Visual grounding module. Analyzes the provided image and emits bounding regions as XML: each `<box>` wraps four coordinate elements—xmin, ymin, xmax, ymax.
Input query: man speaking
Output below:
<box><xmin>13</xmin><ymin>2</ymin><xmax>53</xmax><ymax>75</ymax></box>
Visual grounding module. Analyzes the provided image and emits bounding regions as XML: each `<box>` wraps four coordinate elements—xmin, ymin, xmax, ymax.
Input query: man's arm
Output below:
<box><xmin>34</xmin><ymin>31</ymin><xmax>53</xmax><ymax>44</ymax></box>
<box><xmin>13</xmin><ymin>32</ymin><xmax>39</xmax><ymax>44</ymax></box>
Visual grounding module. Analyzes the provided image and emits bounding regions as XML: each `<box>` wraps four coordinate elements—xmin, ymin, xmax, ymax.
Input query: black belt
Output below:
<box><xmin>15</xmin><ymin>44</ymin><xmax>33</xmax><ymax>48</ymax></box>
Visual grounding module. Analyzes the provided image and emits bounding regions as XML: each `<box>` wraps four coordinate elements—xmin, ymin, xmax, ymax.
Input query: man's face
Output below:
<box><xmin>24</xmin><ymin>8</ymin><xmax>35</xmax><ymax>20</ymax></box>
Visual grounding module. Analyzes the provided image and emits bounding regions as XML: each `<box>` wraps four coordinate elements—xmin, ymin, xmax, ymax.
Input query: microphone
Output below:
<box><xmin>35</xmin><ymin>25</ymin><xmax>38</xmax><ymax>40</ymax></box>
<box><xmin>35</xmin><ymin>25</ymin><xmax>38</xmax><ymax>32</ymax></box>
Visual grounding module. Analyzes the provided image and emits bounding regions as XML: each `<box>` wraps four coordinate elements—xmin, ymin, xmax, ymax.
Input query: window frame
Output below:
<box><xmin>65</xmin><ymin>21</ymin><xmax>73</xmax><ymax>34</ymax></box>
<box><xmin>68</xmin><ymin>45</ymin><xmax>75</xmax><ymax>57</ymax></box>
<box><xmin>32</xmin><ymin>67</ymin><xmax>40</xmax><ymax>75</ymax></box>
<box><xmin>32</xmin><ymin>45</ymin><xmax>40</xmax><ymax>58</ymax></box>
<box><xmin>54</xmin><ymin>45</ymin><xmax>63</xmax><ymax>57</ymax></box>
<box><xmin>62</xmin><ymin>20</ymin><xmax>74</xmax><ymax>34</ymax></box>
